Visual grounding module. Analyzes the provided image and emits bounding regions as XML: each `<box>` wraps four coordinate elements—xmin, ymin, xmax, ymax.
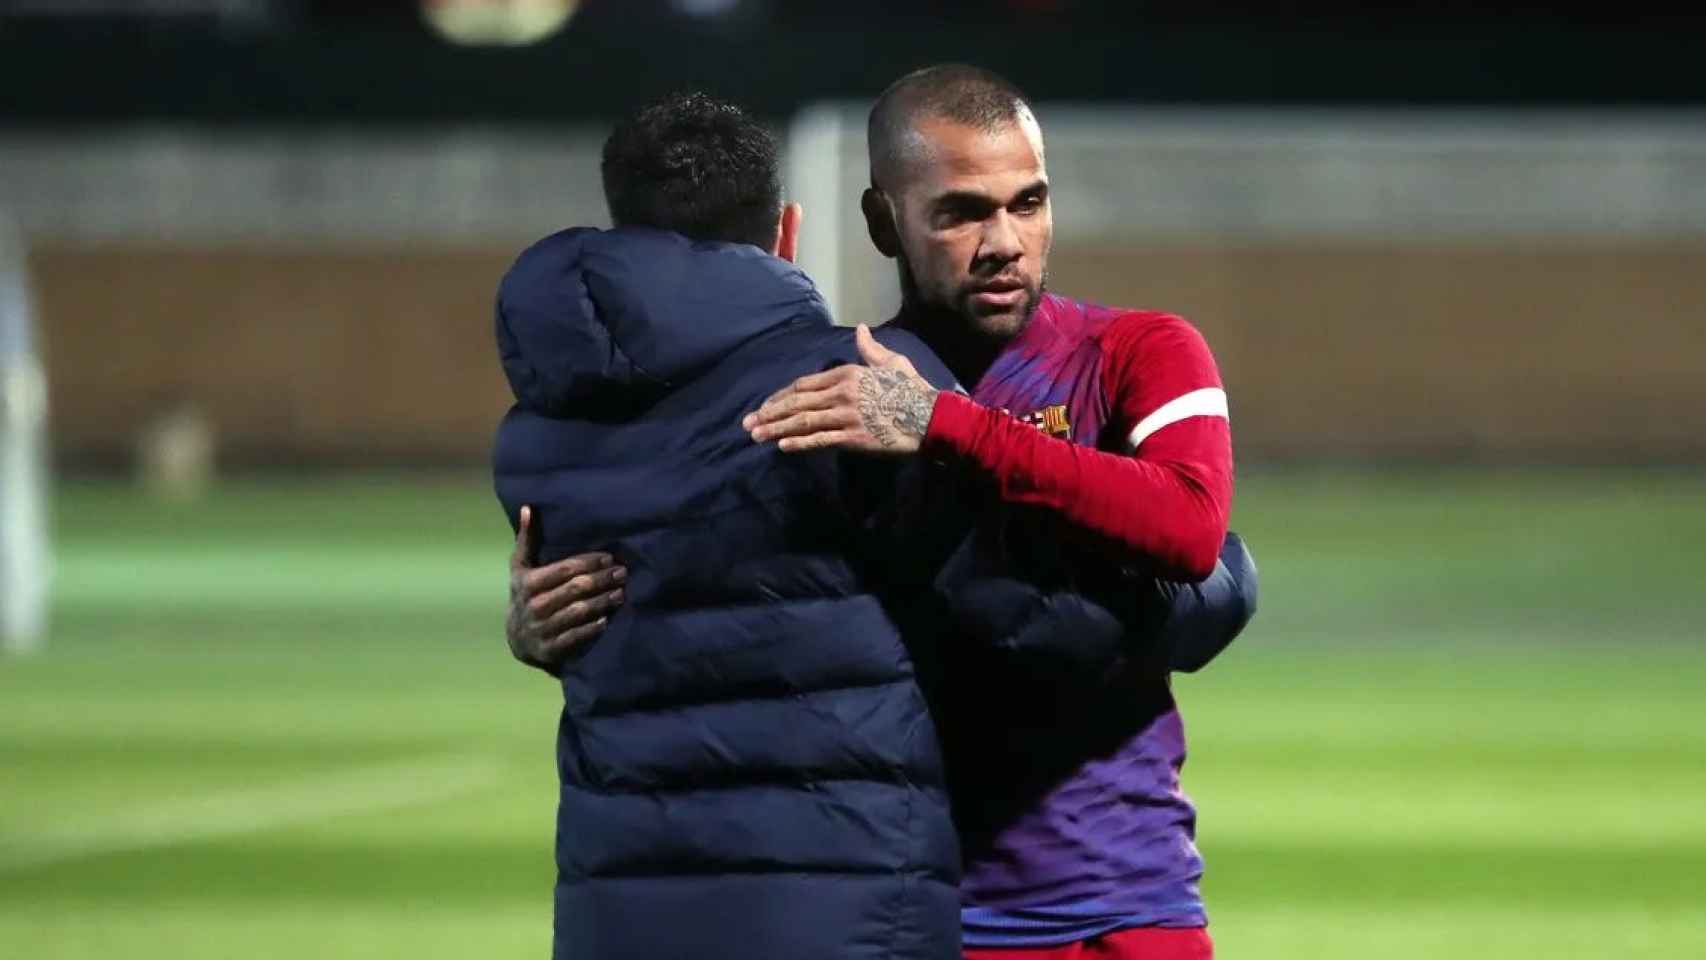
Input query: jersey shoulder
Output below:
<box><xmin>1042</xmin><ymin>293</ymin><xmax>1210</xmax><ymax>365</ymax></box>
<box><xmin>1047</xmin><ymin>296</ymin><xmax>1224</xmax><ymax>429</ymax></box>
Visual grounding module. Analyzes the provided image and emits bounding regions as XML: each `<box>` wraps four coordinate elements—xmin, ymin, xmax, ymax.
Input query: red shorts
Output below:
<box><xmin>963</xmin><ymin>927</ymin><xmax>1213</xmax><ymax>960</ymax></box>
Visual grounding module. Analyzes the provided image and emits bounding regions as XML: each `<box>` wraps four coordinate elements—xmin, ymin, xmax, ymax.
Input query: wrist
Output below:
<box><xmin>922</xmin><ymin>390</ymin><xmax>979</xmax><ymax>457</ymax></box>
<box><xmin>901</xmin><ymin>384</ymin><xmax>941</xmax><ymax>443</ymax></box>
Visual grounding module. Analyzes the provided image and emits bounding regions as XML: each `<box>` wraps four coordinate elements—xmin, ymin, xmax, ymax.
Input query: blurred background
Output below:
<box><xmin>2</xmin><ymin>2</ymin><xmax>1703</xmax><ymax>958</ymax></box>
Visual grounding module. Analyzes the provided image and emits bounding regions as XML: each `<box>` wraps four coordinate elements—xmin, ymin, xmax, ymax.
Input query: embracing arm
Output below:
<box><xmin>922</xmin><ymin>317</ymin><xmax>1232</xmax><ymax>581</ymax></box>
<box><xmin>1157</xmin><ymin>531</ymin><xmax>1259</xmax><ymax>673</ymax></box>
<box><xmin>938</xmin><ymin>529</ymin><xmax>1258</xmax><ymax>675</ymax></box>
<box><xmin>924</xmin><ymin>397</ymin><xmax>1228</xmax><ymax>580</ymax></box>
<box><xmin>746</xmin><ymin>318</ymin><xmax>1232</xmax><ymax>581</ymax></box>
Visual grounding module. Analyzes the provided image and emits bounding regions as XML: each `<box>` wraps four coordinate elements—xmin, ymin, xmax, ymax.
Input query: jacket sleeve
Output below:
<box><xmin>935</xmin><ymin>530</ymin><xmax>1257</xmax><ymax>675</ymax></box>
<box><xmin>1158</xmin><ymin>531</ymin><xmax>1259</xmax><ymax>673</ymax></box>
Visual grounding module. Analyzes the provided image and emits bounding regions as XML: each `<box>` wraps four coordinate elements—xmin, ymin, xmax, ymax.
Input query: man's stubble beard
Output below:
<box><xmin>894</xmin><ymin>252</ymin><xmax>1047</xmax><ymax>347</ymax></box>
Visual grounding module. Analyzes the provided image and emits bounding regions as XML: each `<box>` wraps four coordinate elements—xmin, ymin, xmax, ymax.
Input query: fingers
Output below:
<box><xmin>749</xmin><ymin>405</ymin><xmax>860</xmax><ymax>444</ymax></box>
<box><xmin>522</xmin><ymin>552</ymin><xmax>618</xmax><ymax>596</ymax></box>
<box><xmin>509</xmin><ymin>505</ymin><xmax>536</xmax><ymax>571</ymax></box>
<box><xmin>787</xmin><ymin>367</ymin><xmax>858</xmax><ymax>396</ymax></box>
<box><xmin>528</xmin><ymin>563</ymin><xmax>626</xmax><ymax>620</ymax></box>
<box><xmin>533</xmin><ymin>617</ymin><xmax>612</xmax><ymax>667</ymax></box>
<box><xmin>777</xmin><ymin>430</ymin><xmax>861</xmax><ymax>453</ymax></box>
<box><xmin>537</xmin><ymin>586</ymin><xmax>625</xmax><ymax>638</ymax></box>
<box><xmin>755</xmin><ymin>385</ymin><xmax>845</xmax><ymax>424</ymax></box>
<box><xmin>742</xmin><ymin>368</ymin><xmax>858</xmax><ymax>430</ymax></box>
<box><xmin>747</xmin><ymin>381</ymin><xmax>857</xmax><ymax>434</ymax></box>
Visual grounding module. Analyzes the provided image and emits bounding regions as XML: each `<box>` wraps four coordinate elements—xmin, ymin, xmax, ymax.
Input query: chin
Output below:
<box><xmin>970</xmin><ymin>311</ymin><xmax>1029</xmax><ymax>341</ymax></box>
<box><xmin>966</xmin><ymin>294</ymin><xmax>1039</xmax><ymax>342</ymax></box>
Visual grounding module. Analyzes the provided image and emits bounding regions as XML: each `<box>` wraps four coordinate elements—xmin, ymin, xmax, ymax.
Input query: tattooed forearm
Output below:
<box><xmin>857</xmin><ymin>368</ymin><xmax>938</xmax><ymax>448</ymax></box>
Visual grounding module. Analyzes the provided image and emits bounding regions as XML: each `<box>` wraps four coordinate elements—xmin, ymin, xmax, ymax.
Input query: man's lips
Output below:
<box><xmin>968</xmin><ymin>279</ymin><xmax>1028</xmax><ymax>307</ymax></box>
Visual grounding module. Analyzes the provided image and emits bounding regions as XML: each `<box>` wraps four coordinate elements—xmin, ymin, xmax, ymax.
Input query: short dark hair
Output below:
<box><xmin>601</xmin><ymin>92</ymin><xmax>783</xmax><ymax>249</ymax></box>
<box><xmin>867</xmin><ymin>64</ymin><xmax>1033</xmax><ymax>190</ymax></box>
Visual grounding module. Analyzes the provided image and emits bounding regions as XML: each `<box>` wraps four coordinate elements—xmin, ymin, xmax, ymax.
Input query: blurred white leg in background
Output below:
<box><xmin>0</xmin><ymin>216</ymin><xmax>49</xmax><ymax>654</ymax></box>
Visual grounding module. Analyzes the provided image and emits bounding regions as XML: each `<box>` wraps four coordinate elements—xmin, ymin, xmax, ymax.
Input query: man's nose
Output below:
<box><xmin>978</xmin><ymin>210</ymin><xmax>1024</xmax><ymax>266</ymax></box>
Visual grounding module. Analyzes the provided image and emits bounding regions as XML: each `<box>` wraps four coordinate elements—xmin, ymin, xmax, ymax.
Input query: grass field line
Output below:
<box><xmin>0</xmin><ymin>753</ymin><xmax>504</xmax><ymax>874</ymax></box>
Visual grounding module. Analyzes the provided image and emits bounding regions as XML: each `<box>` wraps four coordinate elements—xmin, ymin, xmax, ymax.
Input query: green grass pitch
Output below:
<box><xmin>2</xmin><ymin>468</ymin><xmax>1704</xmax><ymax>958</ymax></box>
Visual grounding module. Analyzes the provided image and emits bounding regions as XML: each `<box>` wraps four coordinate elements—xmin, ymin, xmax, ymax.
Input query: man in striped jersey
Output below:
<box><xmin>744</xmin><ymin>64</ymin><xmax>1235</xmax><ymax>960</ymax></box>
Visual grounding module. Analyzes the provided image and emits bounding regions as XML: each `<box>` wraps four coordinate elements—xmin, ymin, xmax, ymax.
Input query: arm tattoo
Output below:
<box><xmin>857</xmin><ymin>368</ymin><xmax>938</xmax><ymax>448</ymax></box>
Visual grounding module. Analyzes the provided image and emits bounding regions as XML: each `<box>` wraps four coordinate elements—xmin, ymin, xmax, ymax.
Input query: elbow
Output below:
<box><xmin>1110</xmin><ymin>518</ymin><xmax>1221</xmax><ymax>581</ymax></box>
<box><xmin>1163</xmin><ymin>507</ymin><xmax>1227</xmax><ymax>582</ymax></box>
<box><xmin>1127</xmin><ymin>530</ymin><xmax>1219</xmax><ymax>583</ymax></box>
<box><xmin>1153</xmin><ymin>464</ymin><xmax>1230</xmax><ymax>582</ymax></box>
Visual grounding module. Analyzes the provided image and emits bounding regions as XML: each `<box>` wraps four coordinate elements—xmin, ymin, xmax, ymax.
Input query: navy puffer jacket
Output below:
<box><xmin>492</xmin><ymin>228</ymin><xmax>964</xmax><ymax>960</ymax></box>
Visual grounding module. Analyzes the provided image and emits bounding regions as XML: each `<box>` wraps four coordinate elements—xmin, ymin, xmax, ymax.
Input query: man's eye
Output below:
<box><xmin>1013</xmin><ymin>196</ymin><xmax>1044</xmax><ymax>215</ymax></box>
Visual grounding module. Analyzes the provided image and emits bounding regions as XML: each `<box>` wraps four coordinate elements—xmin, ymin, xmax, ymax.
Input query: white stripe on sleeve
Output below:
<box><xmin>1124</xmin><ymin>387</ymin><xmax>1229</xmax><ymax>452</ymax></box>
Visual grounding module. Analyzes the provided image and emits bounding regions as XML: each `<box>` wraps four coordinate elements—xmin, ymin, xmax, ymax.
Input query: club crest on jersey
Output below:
<box><xmin>1014</xmin><ymin>404</ymin><xmax>1071</xmax><ymax>438</ymax></box>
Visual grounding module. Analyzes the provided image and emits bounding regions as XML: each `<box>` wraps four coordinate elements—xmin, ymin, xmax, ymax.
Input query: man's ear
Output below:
<box><xmin>861</xmin><ymin>188</ymin><xmax>901</xmax><ymax>259</ymax></box>
<box><xmin>774</xmin><ymin>202</ymin><xmax>803</xmax><ymax>263</ymax></box>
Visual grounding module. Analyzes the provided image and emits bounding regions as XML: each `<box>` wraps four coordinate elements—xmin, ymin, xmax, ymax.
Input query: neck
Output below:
<box><xmin>893</xmin><ymin>299</ymin><xmax>1010</xmax><ymax>388</ymax></box>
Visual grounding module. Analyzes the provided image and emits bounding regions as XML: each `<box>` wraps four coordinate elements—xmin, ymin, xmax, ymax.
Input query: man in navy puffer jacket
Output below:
<box><xmin>493</xmin><ymin>94</ymin><xmax>971</xmax><ymax>960</ymax></box>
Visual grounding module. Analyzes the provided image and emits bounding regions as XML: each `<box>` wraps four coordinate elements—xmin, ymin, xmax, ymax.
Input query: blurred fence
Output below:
<box><xmin>793</xmin><ymin>106</ymin><xmax>1706</xmax><ymax>462</ymax></box>
<box><xmin>6</xmin><ymin>108</ymin><xmax>1706</xmax><ymax>466</ymax></box>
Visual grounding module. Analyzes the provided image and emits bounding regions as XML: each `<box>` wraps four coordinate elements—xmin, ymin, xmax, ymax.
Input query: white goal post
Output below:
<box><xmin>1</xmin><ymin>214</ymin><xmax>49</xmax><ymax>654</ymax></box>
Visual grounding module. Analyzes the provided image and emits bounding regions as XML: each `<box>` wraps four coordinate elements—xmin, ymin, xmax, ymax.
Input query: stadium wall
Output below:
<box><xmin>31</xmin><ymin>238</ymin><xmax>1706</xmax><ymax>465</ymax></box>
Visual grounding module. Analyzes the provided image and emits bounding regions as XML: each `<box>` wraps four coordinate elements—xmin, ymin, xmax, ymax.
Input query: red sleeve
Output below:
<box><xmin>921</xmin><ymin>313</ymin><xmax>1232</xmax><ymax>581</ymax></box>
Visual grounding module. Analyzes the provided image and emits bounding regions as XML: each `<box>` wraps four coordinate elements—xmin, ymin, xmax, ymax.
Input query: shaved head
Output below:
<box><xmin>860</xmin><ymin>64</ymin><xmax>1052</xmax><ymax>359</ymax></box>
<box><xmin>867</xmin><ymin>64</ymin><xmax>1037</xmax><ymax>192</ymax></box>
